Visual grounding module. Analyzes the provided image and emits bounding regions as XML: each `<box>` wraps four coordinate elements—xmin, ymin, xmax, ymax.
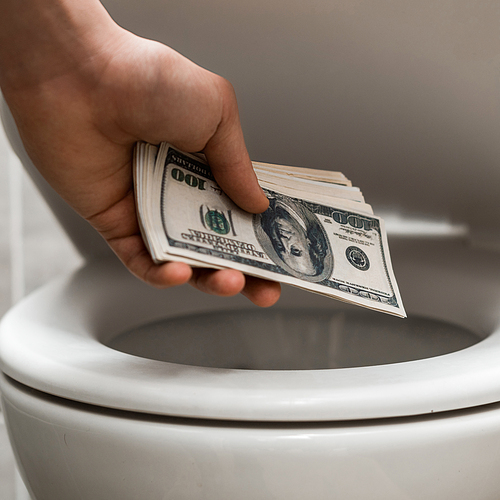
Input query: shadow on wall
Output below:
<box><xmin>0</xmin><ymin>125</ymin><xmax>83</xmax><ymax>321</ymax></box>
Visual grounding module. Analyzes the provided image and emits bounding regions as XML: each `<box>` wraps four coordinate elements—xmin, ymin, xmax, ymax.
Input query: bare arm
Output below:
<box><xmin>0</xmin><ymin>0</ymin><xmax>281</xmax><ymax>306</ymax></box>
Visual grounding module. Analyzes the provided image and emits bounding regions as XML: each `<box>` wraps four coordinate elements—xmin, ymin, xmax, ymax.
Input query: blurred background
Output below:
<box><xmin>0</xmin><ymin>122</ymin><xmax>83</xmax><ymax>499</ymax></box>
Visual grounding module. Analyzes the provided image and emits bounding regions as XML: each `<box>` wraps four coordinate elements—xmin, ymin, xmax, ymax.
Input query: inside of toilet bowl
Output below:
<box><xmin>106</xmin><ymin>308</ymin><xmax>480</xmax><ymax>370</ymax></box>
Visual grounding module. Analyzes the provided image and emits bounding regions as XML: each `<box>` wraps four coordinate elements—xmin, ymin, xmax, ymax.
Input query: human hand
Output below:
<box><xmin>0</xmin><ymin>0</ymin><xmax>281</xmax><ymax>306</ymax></box>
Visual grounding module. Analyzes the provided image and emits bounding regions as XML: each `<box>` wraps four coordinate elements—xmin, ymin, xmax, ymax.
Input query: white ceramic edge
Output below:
<box><xmin>5</xmin><ymin>368</ymin><xmax>500</xmax><ymax>500</ymax></box>
<box><xmin>1</xmin><ymin>252</ymin><xmax>500</xmax><ymax>422</ymax></box>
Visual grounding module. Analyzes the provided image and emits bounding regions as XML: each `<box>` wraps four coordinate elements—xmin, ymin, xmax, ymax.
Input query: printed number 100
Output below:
<box><xmin>171</xmin><ymin>168</ymin><xmax>207</xmax><ymax>190</ymax></box>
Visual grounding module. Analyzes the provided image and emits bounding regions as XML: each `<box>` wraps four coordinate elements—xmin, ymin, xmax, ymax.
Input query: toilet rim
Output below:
<box><xmin>2</xmin><ymin>255</ymin><xmax>500</xmax><ymax>422</ymax></box>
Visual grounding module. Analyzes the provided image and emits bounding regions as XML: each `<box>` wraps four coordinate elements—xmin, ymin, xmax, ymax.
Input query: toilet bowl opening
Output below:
<box><xmin>106</xmin><ymin>308</ymin><xmax>480</xmax><ymax>370</ymax></box>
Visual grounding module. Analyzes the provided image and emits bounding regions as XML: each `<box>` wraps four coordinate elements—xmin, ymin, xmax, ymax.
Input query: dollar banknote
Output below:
<box><xmin>134</xmin><ymin>142</ymin><xmax>405</xmax><ymax>317</ymax></box>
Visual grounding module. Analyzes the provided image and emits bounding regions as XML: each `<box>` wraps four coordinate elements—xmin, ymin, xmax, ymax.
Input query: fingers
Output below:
<box><xmin>190</xmin><ymin>268</ymin><xmax>281</xmax><ymax>307</ymax></box>
<box><xmin>240</xmin><ymin>275</ymin><xmax>281</xmax><ymax>307</ymax></box>
<box><xmin>204</xmin><ymin>77</ymin><xmax>269</xmax><ymax>214</ymax></box>
<box><xmin>111</xmin><ymin>228</ymin><xmax>281</xmax><ymax>305</ymax></box>
<box><xmin>106</xmin><ymin>233</ymin><xmax>193</xmax><ymax>288</ymax></box>
<box><xmin>189</xmin><ymin>268</ymin><xmax>246</xmax><ymax>296</ymax></box>
<box><xmin>143</xmin><ymin>261</ymin><xmax>193</xmax><ymax>288</ymax></box>
<box><xmin>114</xmin><ymin>235</ymin><xmax>281</xmax><ymax>306</ymax></box>
<box><xmin>105</xmin><ymin>219</ymin><xmax>281</xmax><ymax>307</ymax></box>
<box><xmin>116</xmin><ymin>244</ymin><xmax>282</xmax><ymax>308</ymax></box>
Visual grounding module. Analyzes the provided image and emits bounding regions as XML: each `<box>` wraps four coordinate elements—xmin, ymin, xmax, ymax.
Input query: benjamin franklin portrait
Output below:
<box><xmin>253</xmin><ymin>196</ymin><xmax>333</xmax><ymax>282</ymax></box>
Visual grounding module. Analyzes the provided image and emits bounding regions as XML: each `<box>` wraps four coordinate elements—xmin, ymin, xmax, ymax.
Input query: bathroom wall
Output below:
<box><xmin>0</xmin><ymin>122</ymin><xmax>83</xmax><ymax>499</ymax></box>
<box><xmin>0</xmin><ymin>123</ymin><xmax>14</xmax><ymax>500</ymax></box>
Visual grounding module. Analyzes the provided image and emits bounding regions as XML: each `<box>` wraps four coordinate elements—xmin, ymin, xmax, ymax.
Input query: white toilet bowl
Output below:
<box><xmin>3</xmin><ymin>239</ymin><xmax>500</xmax><ymax>499</ymax></box>
<box><xmin>3</xmin><ymin>1</ymin><xmax>500</xmax><ymax>498</ymax></box>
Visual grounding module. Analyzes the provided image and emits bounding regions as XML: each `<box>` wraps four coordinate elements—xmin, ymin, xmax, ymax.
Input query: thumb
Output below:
<box><xmin>203</xmin><ymin>78</ymin><xmax>269</xmax><ymax>214</ymax></box>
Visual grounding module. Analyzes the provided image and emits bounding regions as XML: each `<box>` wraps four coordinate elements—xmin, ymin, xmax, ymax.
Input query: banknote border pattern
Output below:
<box><xmin>288</xmin><ymin>198</ymin><xmax>398</xmax><ymax>307</ymax></box>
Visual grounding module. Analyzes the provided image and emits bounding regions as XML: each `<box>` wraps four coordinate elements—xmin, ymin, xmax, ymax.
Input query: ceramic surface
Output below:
<box><xmin>2</xmin><ymin>239</ymin><xmax>500</xmax><ymax>422</ymax></box>
<box><xmin>2</xmin><ymin>239</ymin><xmax>500</xmax><ymax>497</ymax></box>
<box><xmin>3</xmin><ymin>372</ymin><xmax>500</xmax><ymax>500</ymax></box>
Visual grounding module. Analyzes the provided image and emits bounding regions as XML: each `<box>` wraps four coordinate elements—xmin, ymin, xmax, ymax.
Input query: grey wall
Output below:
<box><xmin>102</xmin><ymin>0</ymin><xmax>500</xmax><ymax>245</ymax></box>
<box><xmin>0</xmin><ymin>127</ymin><xmax>82</xmax><ymax>318</ymax></box>
<box><xmin>0</xmin><ymin>117</ymin><xmax>82</xmax><ymax>500</ymax></box>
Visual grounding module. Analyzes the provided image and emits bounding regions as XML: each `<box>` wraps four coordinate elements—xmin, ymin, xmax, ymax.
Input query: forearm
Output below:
<box><xmin>0</xmin><ymin>0</ymin><xmax>117</xmax><ymax>94</ymax></box>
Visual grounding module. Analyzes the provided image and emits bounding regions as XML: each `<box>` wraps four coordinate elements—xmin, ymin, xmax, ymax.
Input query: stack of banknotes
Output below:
<box><xmin>134</xmin><ymin>142</ymin><xmax>405</xmax><ymax>317</ymax></box>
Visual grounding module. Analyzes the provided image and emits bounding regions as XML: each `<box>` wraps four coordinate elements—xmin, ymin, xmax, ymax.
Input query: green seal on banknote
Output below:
<box><xmin>205</xmin><ymin>210</ymin><xmax>230</xmax><ymax>235</ymax></box>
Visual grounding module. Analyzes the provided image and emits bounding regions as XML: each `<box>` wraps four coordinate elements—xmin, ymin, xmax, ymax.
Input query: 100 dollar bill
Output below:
<box><xmin>145</xmin><ymin>144</ymin><xmax>405</xmax><ymax>317</ymax></box>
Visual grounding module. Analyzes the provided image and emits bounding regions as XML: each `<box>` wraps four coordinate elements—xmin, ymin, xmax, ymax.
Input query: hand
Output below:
<box><xmin>0</xmin><ymin>1</ymin><xmax>281</xmax><ymax>306</ymax></box>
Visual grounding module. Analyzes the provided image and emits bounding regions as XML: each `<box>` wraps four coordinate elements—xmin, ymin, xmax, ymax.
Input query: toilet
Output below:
<box><xmin>3</xmin><ymin>1</ymin><xmax>500</xmax><ymax>499</ymax></box>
